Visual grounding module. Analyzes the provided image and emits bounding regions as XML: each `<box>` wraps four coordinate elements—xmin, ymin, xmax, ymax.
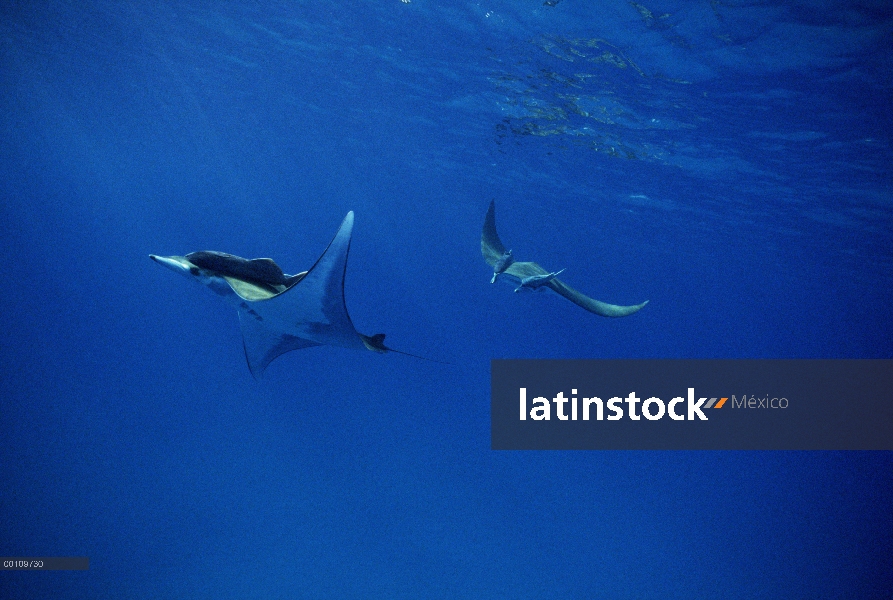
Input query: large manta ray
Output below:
<box><xmin>481</xmin><ymin>200</ymin><xmax>648</xmax><ymax>317</ymax></box>
<box><xmin>151</xmin><ymin>212</ymin><xmax>442</xmax><ymax>377</ymax></box>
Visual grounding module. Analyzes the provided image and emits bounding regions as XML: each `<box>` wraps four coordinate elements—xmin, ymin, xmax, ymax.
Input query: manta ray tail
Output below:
<box><xmin>361</xmin><ymin>334</ymin><xmax>453</xmax><ymax>365</ymax></box>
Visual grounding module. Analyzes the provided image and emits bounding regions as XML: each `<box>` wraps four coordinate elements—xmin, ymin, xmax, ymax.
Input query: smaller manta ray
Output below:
<box><xmin>491</xmin><ymin>249</ymin><xmax>514</xmax><ymax>283</ymax></box>
<box><xmin>482</xmin><ymin>200</ymin><xmax>648</xmax><ymax>317</ymax></box>
<box><xmin>514</xmin><ymin>268</ymin><xmax>566</xmax><ymax>292</ymax></box>
<box><xmin>151</xmin><ymin>212</ymin><xmax>446</xmax><ymax>378</ymax></box>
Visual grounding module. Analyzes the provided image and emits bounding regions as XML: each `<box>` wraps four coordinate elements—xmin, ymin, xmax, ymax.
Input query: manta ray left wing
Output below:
<box><xmin>482</xmin><ymin>200</ymin><xmax>648</xmax><ymax>317</ymax></box>
<box><xmin>238</xmin><ymin>315</ymin><xmax>323</xmax><ymax>378</ymax></box>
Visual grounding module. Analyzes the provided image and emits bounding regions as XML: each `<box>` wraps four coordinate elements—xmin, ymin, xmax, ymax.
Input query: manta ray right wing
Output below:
<box><xmin>481</xmin><ymin>200</ymin><xmax>648</xmax><ymax>317</ymax></box>
<box><xmin>233</xmin><ymin>212</ymin><xmax>368</xmax><ymax>377</ymax></box>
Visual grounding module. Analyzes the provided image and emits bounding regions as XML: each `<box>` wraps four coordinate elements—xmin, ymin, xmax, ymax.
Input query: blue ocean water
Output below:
<box><xmin>1</xmin><ymin>1</ymin><xmax>891</xmax><ymax>598</ymax></box>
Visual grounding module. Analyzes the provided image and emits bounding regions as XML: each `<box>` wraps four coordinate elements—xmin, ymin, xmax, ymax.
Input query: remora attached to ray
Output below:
<box><xmin>481</xmin><ymin>200</ymin><xmax>648</xmax><ymax>317</ymax></box>
<box><xmin>150</xmin><ymin>211</ymin><xmax>441</xmax><ymax>377</ymax></box>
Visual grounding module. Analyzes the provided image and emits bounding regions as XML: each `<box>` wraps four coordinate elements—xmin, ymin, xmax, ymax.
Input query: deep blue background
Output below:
<box><xmin>2</xmin><ymin>1</ymin><xmax>891</xmax><ymax>598</ymax></box>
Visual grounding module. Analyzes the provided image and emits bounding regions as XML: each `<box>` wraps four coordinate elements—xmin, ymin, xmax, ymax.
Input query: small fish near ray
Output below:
<box><xmin>151</xmin><ymin>212</ymin><xmax>447</xmax><ymax>378</ymax></box>
<box><xmin>481</xmin><ymin>200</ymin><xmax>648</xmax><ymax>317</ymax></box>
